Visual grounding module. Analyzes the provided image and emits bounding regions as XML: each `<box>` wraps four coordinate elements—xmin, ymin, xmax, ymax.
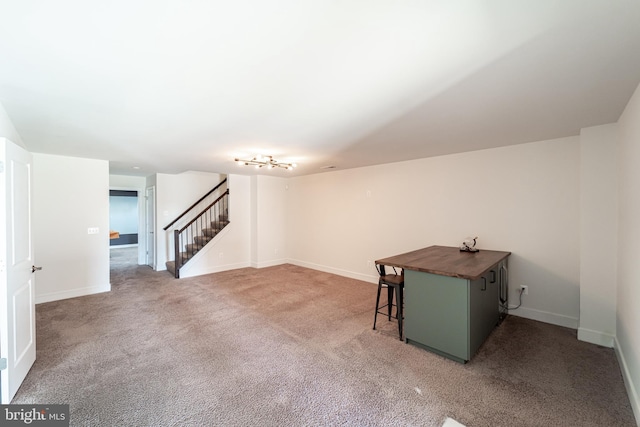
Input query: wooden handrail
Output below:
<box><xmin>179</xmin><ymin>190</ymin><xmax>229</xmax><ymax>233</ymax></box>
<box><xmin>172</xmin><ymin>189</ymin><xmax>229</xmax><ymax>278</ymax></box>
<box><xmin>163</xmin><ymin>178</ymin><xmax>227</xmax><ymax>231</ymax></box>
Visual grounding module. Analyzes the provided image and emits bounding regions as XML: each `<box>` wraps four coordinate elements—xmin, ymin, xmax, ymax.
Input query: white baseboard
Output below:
<box><xmin>251</xmin><ymin>258</ymin><xmax>289</xmax><ymax>269</ymax></box>
<box><xmin>614</xmin><ymin>336</ymin><xmax>640</xmax><ymax>426</ymax></box>
<box><xmin>287</xmin><ymin>258</ymin><xmax>378</xmax><ymax>284</ymax></box>
<box><xmin>36</xmin><ymin>284</ymin><xmax>111</xmax><ymax>304</ymax></box>
<box><xmin>504</xmin><ymin>306</ymin><xmax>579</xmax><ymax>329</ymax></box>
<box><xmin>577</xmin><ymin>327</ymin><xmax>615</xmax><ymax>348</ymax></box>
<box><xmin>179</xmin><ymin>261</ymin><xmax>251</xmax><ymax>278</ymax></box>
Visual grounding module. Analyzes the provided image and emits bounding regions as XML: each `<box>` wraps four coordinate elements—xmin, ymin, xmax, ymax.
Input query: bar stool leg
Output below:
<box><xmin>373</xmin><ymin>281</ymin><xmax>383</xmax><ymax>330</ymax></box>
<box><xmin>387</xmin><ymin>285</ymin><xmax>393</xmax><ymax>321</ymax></box>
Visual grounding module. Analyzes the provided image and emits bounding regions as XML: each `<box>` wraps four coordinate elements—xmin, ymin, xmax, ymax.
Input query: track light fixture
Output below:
<box><xmin>235</xmin><ymin>155</ymin><xmax>297</xmax><ymax>170</ymax></box>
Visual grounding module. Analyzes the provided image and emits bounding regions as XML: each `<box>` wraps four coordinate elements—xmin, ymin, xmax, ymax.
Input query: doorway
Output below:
<box><xmin>109</xmin><ymin>189</ymin><xmax>139</xmax><ymax>269</ymax></box>
<box><xmin>109</xmin><ymin>190</ymin><xmax>139</xmax><ymax>248</ymax></box>
<box><xmin>108</xmin><ymin>185</ymin><xmax>145</xmax><ymax>269</ymax></box>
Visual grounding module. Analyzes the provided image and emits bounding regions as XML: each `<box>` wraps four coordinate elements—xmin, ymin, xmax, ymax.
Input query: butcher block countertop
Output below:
<box><xmin>375</xmin><ymin>245</ymin><xmax>511</xmax><ymax>280</ymax></box>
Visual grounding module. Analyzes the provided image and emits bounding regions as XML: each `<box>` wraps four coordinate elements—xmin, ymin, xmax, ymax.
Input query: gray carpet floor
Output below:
<box><xmin>11</xmin><ymin>247</ymin><xmax>636</xmax><ymax>426</ymax></box>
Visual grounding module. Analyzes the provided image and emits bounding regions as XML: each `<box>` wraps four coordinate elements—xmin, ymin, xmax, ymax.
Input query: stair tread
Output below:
<box><xmin>170</xmin><ymin>206</ymin><xmax>230</xmax><ymax>278</ymax></box>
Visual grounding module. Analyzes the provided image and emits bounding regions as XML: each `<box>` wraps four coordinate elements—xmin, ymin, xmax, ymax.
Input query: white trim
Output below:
<box><xmin>614</xmin><ymin>336</ymin><xmax>640</xmax><ymax>426</ymax></box>
<box><xmin>145</xmin><ymin>185</ymin><xmax>156</xmax><ymax>270</ymax></box>
<box><xmin>251</xmin><ymin>258</ymin><xmax>288</xmax><ymax>269</ymax></box>
<box><xmin>505</xmin><ymin>306</ymin><xmax>579</xmax><ymax>329</ymax></box>
<box><xmin>179</xmin><ymin>261</ymin><xmax>251</xmax><ymax>278</ymax></box>
<box><xmin>287</xmin><ymin>258</ymin><xmax>378</xmax><ymax>284</ymax></box>
<box><xmin>36</xmin><ymin>284</ymin><xmax>110</xmax><ymax>304</ymax></box>
<box><xmin>577</xmin><ymin>327</ymin><xmax>615</xmax><ymax>348</ymax></box>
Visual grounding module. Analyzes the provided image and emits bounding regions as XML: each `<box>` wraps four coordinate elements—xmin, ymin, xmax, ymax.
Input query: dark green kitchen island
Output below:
<box><xmin>376</xmin><ymin>245</ymin><xmax>510</xmax><ymax>363</ymax></box>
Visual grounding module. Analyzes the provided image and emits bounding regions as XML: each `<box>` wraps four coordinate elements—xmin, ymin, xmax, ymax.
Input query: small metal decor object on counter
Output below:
<box><xmin>460</xmin><ymin>236</ymin><xmax>479</xmax><ymax>252</ymax></box>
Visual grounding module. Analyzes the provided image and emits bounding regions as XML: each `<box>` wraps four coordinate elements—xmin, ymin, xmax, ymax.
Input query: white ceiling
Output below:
<box><xmin>1</xmin><ymin>0</ymin><xmax>639</xmax><ymax>177</ymax></box>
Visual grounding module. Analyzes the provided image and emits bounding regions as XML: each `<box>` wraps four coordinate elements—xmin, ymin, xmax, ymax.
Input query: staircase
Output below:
<box><xmin>163</xmin><ymin>179</ymin><xmax>229</xmax><ymax>278</ymax></box>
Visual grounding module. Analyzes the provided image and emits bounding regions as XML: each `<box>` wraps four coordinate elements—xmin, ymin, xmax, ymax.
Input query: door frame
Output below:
<box><xmin>145</xmin><ymin>186</ymin><xmax>156</xmax><ymax>270</ymax></box>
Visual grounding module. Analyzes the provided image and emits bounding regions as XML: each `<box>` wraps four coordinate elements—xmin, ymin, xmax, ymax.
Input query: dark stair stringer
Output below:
<box><xmin>166</xmin><ymin>215</ymin><xmax>229</xmax><ymax>277</ymax></box>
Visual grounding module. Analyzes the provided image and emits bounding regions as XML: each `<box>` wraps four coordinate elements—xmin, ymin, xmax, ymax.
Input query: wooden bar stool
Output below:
<box><xmin>373</xmin><ymin>264</ymin><xmax>404</xmax><ymax>340</ymax></box>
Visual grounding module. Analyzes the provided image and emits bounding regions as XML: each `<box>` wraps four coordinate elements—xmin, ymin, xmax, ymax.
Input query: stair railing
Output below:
<box><xmin>163</xmin><ymin>178</ymin><xmax>227</xmax><ymax>232</ymax></box>
<box><xmin>163</xmin><ymin>178</ymin><xmax>230</xmax><ymax>278</ymax></box>
<box><xmin>172</xmin><ymin>189</ymin><xmax>229</xmax><ymax>277</ymax></box>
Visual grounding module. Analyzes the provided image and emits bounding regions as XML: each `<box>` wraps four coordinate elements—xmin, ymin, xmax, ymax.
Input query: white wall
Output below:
<box><xmin>616</xmin><ymin>82</ymin><xmax>640</xmax><ymax>422</ymax></box>
<box><xmin>0</xmin><ymin>102</ymin><xmax>24</xmax><ymax>149</ymax></box>
<box><xmin>578</xmin><ymin>124</ymin><xmax>618</xmax><ymax>347</ymax></box>
<box><xmin>109</xmin><ymin>174</ymin><xmax>146</xmax><ymax>189</ymax></box>
<box><xmin>179</xmin><ymin>174</ymin><xmax>286</xmax><ymax>276</ymax></box>
<box><xmin>179</xmin><ymin>174</ymin><xmax>252</xmax><ymax>278</ymax></box>
<box><xmin>146</xmin><ymin>174</ymin><xmax>157</xmax><ymax>189</ymax></box>
<box><xmin>250</xmin><ymin>176</ymin><xmax>258</xmax><ymax>264</ymax></box>
<box><xmin>33</xmin><ymin>153</ymin><xmax>110</xmax><ymax>303</ymax></box>
<box><xmin>251</xmin><ymin>175</ymin><xmax>289</xmax><ymax>268</ymax></box>
<box><xmin>109</xmin><ymin>196</ymin><xmax>138</xmax><ymax>233</ymax></box>
<box><xmin>155</xmin><ymin>171</ymin><xmax>222</xmax><ymax>270</ymax></box>
<box><xmin>287</xmin><ymin>137</ymin><xmax>581</xmax><ymax>328</ymax></box>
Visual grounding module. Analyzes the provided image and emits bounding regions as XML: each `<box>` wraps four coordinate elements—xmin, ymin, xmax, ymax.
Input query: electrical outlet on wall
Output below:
<box><xmin>520</xmin><ymin>285</ymin><xmax>528</xmax><ymax>295</ymax></box>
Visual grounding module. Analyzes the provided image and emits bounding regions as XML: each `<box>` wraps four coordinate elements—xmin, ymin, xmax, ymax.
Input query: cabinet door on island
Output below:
<box><xmin>469</xmin><ymin>272</ymin><xmax>500</xmax><ymax>358</ymax></box>
<box><xmin>404</xmin><ymin>266</ymin><xmax>500</xmax><ymax>363</ymax></box>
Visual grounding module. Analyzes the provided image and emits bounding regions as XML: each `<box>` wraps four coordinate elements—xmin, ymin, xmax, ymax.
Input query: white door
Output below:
<box><xmin>145</xmin><ymin>186</ymin><xmax>156</xmax><ymax>269</ymax></box>
<box><xmin>0</xmin><ymin>138</ymin><xmax>36</xmax><ymax>404</ymax></box>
